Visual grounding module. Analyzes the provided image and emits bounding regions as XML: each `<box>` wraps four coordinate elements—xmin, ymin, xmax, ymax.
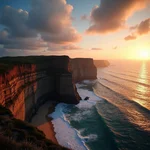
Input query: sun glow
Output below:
<box><xmin>138</xmin><ymin>50</ymin><xmax>150</xmax><ymax>60</ymax></box>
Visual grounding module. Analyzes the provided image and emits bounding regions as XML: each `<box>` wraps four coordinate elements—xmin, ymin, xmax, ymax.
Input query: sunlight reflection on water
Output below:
<box><xmin>134</xmin><ymin>62</ymin><xmax>150</xmax><ymax>110</ymax></box>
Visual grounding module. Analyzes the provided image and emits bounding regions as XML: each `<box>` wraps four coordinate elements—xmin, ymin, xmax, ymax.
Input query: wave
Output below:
<box><xmin>94</xmin><ymin>81</ymin><xmax>150</xmax><ymax>132</ymax></box>
<box><xmin>105</xmin><ymin>70</ymin><xmax>139</xmax><ymax>79</ymax></box>
<box><xmin>76</xmin><ymin>81</ymin><xmax>118</xmax><ymax>150</ymax></box>
<box><xmin>99</xmin><ymin>77</ymin><xmax>150</xmax><ymax>98</ymax></box>
<box><xmin>49</xmin><ymin>103</ymin><xmax>88</xmax><ymax>150</ymax></box>
<box><xmin>99</xmin><ymin>77</ymin><xmax>133</xmax><ymax>91</ymax></box>
<box><xmin>100</xmin><ymin>71</ymin><xmax>150</xmax><ymax>88</ymax></box>
<box><xmin>95</xmin><ymin>81</ymin><xmax>150</xmax><ymax>116</ymax></box>
<box><xmin>49</xmin><ymin>79</ymin><xmax>150</xmax><ymax>150</ymax></box>
<box><xmin>95</xmin><ymin>99</ymin><xmax>150</xmax><ymax>150</ymax></box>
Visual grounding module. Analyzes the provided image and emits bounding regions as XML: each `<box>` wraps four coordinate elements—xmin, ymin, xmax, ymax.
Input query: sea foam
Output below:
<box><xmin>49</xmin><ymin>80</ymin><xmax>102</xmax><ymax>150</ymax></box>
<box><xmin>49</xmin><ymin>103</ymin><xmax>88</xmax><ymax>150</ymax></box>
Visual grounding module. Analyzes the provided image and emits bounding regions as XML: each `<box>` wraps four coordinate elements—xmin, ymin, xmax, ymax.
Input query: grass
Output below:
<box><xmin>0</xmin><ymin>105</ymin><xmax>69</xmax><ymax>150</ymax></box>
<box><xmin>0</xmin><ymin>56</ymin><xmax>70</xmax><ymax>74</ymax></box>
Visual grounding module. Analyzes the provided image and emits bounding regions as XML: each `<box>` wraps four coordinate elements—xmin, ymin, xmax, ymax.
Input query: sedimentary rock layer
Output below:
<box><xmin>0</xmin><ymin>56</ymin><xmax>80</xmax><ymax>121</ymax></box>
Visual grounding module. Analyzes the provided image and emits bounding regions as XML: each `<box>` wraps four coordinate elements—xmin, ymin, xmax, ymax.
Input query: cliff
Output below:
<box><xmin>0</xmin><ymin>56</ymin><xmax>80</xmax><ymax>121</ymax></box>
<box><xmin>94</xmin><ymin>60</ymin><xmax>110</xmax><ymax>68</ymax></box>
<box><xmin>0</xmin><ymin>56</ymin><xmax>98</xmax><ymax>149</ymax></box>
<box><xmin>71</xmin><ymin>58</ymin><xmax>97</xmax><ymax>82</ymax></box>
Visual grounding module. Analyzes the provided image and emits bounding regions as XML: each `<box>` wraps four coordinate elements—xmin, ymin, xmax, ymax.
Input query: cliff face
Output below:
<box><xmin>0</xmin><ymin>56</ymin><xmax>80</xmax><ymax>121</ymax></box>
<box><xmin>71</xmin><ymin>58</ymin><xmax>97</xmax><ymax>82</ymax></box>
<box><xmin>94</xmin><ymin>60</ymin><xmax>110</xmax><ymax>68</ymax></box>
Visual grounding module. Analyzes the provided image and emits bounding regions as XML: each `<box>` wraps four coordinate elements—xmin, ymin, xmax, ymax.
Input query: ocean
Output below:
<box><xmin>49</xmin><ymin>60</ymin><xmax>150</xmax><ymax>150</ymax></box>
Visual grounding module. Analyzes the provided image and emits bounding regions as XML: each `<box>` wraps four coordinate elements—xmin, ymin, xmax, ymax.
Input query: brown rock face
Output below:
<box><xmin>71</xmin><ymin>58</ymin><xmax>97</xmax><ymax>82</ymax></box>
<box><xmin>0</xmin><ymin>56</ymin><xmax>80</xmax><ymax>121</ymax></box>
<box><xmin>94</xmin><ymin>60</ymin><xmax>110</xmax><ymax>68</ymax></box>
<box><xmin>0</xmin><ymin>56</ymin><xmax>98</xmax><ymax>121</ymax></box>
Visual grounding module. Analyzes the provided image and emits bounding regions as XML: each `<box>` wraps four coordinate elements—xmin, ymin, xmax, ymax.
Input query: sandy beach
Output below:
<box><xmin>31</xmin><ymin>101</ymin><xmax>58</xmax><ymax>144</ymax></box>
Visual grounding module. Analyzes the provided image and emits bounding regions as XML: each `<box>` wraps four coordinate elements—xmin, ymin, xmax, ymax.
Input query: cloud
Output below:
<box><xmin>0</xmin><ymin>0</ymin><xmax>81</xmax><ymax>55</ymax></box>
<box><xmin>47</xmin><ymin>44</ymin><xmax>82</xmax><ymax>51</ymax></box>
<box><xmin>0</xmin><ymin>30</ymin><xmax>47</xmax><ymax>50</ymax></box>
<box><xmin>136</xmin><ymin>18</ymin><xmax>150</xmax><ymax>35</ymax></box>
<box><xmin>28</xmin><ymin>0</ymin><xmax>71</xmax><ymax>33</ymax></box>
<box><xmin>42</xmin><ymin>27</ymin><xmax>81</xmax><ymax>44</ymax></box>
<box><xmin>0</xmin><ymin>48</ymin><xmax>7</xmax><ymax>57</ymax></box>
<box><xmin>0</xmin><ymin>6</ymin><xmax>36</xmax><ymax>38</ymax></box>
<box><xmin>124</xmin><ymin>35</ymin><xmax>137</xmax><ymax>41</ymax></box>
<box><xmin>28</xmin><ymin>0</ymin><xmax>81</xmax><ymax>43</ymax></box>
<box><xmin>113</xmin><ymin>46</ymin><xmax>118</xmax><ymax>50</ymax></box>
<box><xmin>81</xmin><ymin>15</ymin><xmax>89</xmax><ymax>21</ymax></box>
<box><xmin>86</xmin><ymin>0</ymin><xmax>150</xmax><ymax>34</ymax></box>
<box><xmin>91</xmin><ymin>48</ymin><xmax>103</xmax><ymax>50</ymax></box>
<box><xmin>124</xmin><ymin>18</ymin><xmax>150</xmax><ymax>41</ymax></box>
<box><xmin>62</xmin><ymin>44</ymin><xmax>82</xmax><ymax>50</ymax></box>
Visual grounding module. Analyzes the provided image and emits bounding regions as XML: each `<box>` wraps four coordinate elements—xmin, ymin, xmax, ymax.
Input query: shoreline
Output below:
<box><xmin>31</xmin><ymin>101</ymin><xmax>58</xmax><ymax>144</ymax></box>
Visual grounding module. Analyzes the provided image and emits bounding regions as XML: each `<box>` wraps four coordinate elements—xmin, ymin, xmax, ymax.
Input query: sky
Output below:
<box><xmin>0</xmin><ymin>0</ymin><xmax>150</xmax><ymax>60</ymax></box>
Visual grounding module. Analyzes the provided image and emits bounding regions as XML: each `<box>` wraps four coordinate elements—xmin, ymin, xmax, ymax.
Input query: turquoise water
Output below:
<box><xmin>51</xmin><ymin>60</ymin><xmax>150</xmax><ymax>150</ymax></box>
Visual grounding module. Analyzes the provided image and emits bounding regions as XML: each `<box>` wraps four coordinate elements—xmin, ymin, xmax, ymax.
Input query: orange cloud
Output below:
<box><xmin>124</xmin><ymin>35</ymin><xmax>137</xmax><ymax>41</ymax></box>
<box><xmin>125</xmin><ymin>18</ymin><xmax>150</xmax><ymax>41</ymax></box>
<box><xmin>86</xmin><ymin>0</ymin><xmax>150</xmax><ymax>34</ymax></box>
<box><xmin>91</xmin><ymin>48</ymin><xmax>103</xmax><ymax>50</ymax></box>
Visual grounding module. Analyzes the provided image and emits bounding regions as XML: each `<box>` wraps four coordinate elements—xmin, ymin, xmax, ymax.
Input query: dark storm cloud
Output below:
<box><xmin>86</xmin><ymin>0</ymin><xmax>149</xmax><ymax>34</ymax></box>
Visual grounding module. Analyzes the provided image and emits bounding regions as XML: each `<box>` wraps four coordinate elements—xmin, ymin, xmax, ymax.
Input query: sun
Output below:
<box><xmin>139</xmin><ymin>50</ymin><xmax>150</xmax><ymax>60</ymax></box>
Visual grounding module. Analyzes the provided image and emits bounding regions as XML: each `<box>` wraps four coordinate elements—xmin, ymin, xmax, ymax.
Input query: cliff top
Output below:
<box><xmin>0</xmin><ymin>105</ymin><xmax>68</xmax><ymax>150</ymax></box>
<box><xmin>0</xmin><ymin>55</ymin><xmax>69</xmax><ymax>64</ymax></box>
<box><xmin>0</xmin><ymin>55</ymin><xmax>70</xmax><ymax>74</ymax></box>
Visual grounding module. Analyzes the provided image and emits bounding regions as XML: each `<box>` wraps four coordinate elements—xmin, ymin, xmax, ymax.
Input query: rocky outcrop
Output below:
<box><xmin>71</xmin><ymin>58</ymin><xmax>97</xmax><ymax>82</ymax></box>
<box><xmin>0</xmin><ymin>56</ymin><xmax>80</xmax><ymax>121</ymax></box>
<box><xmin>94</xmin><ymin>60</ymin><xmax>110</xmax><ymax>68</ymax></box>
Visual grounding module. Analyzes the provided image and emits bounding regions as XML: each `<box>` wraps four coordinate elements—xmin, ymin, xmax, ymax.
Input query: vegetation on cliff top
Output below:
<box><xmin>0</xmin><ymin>56</ymin><xmax>70</xmax><ymax>74</ymax></box>
<box><xmin>0</xmin><ymin>105</ymin><xmax>68</xmax><ymax>150</ymax></box>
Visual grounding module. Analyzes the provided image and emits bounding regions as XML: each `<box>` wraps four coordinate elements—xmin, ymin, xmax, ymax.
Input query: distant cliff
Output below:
<box><xmin>94</xmin><ymin>60</ymin><xmax>110</xmax><ymax>68</ymax></box>
<box><xmin>71</xmin><ymin>58</ymin><xmax>97</xmax><ymax>82</ymax></box>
